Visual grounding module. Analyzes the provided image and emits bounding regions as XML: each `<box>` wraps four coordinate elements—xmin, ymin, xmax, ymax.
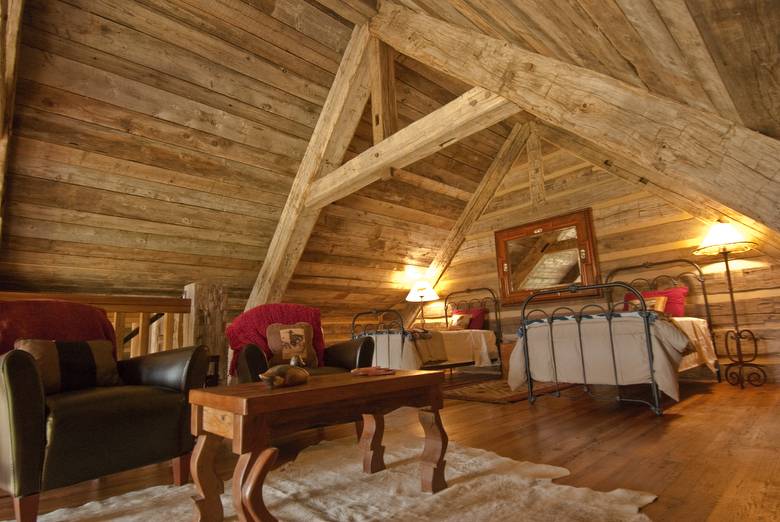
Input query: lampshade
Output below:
<box><xmin>405</xmin><ymin>281</ymin><xmax>439</xmax><ymax>303</ymax></box>
<box><xmin>693</xmin><ymin>220</ymin><xmax>756</xmax><ymax>256</ymax></box>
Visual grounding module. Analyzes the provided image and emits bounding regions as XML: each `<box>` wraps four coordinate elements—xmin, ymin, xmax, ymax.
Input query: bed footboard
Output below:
<box><xmin>519</xmin><ymin>282</ymin><xmax>663</xmax><ymax>416</ymax></box>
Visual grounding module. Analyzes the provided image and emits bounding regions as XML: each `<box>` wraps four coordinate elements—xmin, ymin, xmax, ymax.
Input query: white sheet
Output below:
<box><xmin>672</xmin><ymin>317</ymin><xmax>719</xmax><ymax>374</ymax></box>
<box><xmin>507</xmin><ymin>315</ymin><xmax>692</xmax><ymax>401</ymax></box>
<box><xmin>362</xmin><ymin>329</ymin><xmax>497</xmax><ymax>370</ymax></box>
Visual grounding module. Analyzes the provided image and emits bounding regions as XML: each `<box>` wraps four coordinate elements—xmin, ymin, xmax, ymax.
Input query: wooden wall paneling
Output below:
<box><xmin>370</xmin><ymin>3</ymin><xmax>780</xmax><ymax>234</ymax></box>
<box><xmin>244</xmin><ymin>24</ymin><xmax>372</xmax><ymax>310</ymax></box>
<box><xmin>0</xmin><ymin>0</ymin><xmax>26</xmax><ymax>239</ymax></box>
<box><xmin>24</xmin><ymin>0</ymin><xmax>321</xmax><ymax>129</ymax></box>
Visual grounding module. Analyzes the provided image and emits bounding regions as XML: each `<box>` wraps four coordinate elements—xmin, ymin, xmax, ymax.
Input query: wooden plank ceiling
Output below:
<box><xmin>0</xmin><ymin>0</ymin><xmax>777</xmax><ymax>334</ymax></box>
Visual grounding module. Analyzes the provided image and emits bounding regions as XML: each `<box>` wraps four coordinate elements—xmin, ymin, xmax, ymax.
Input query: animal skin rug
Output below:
<box><xmin>18</xmin><ymin>432</ymin><xmax>656</xmax><ymax>522</ymax></box>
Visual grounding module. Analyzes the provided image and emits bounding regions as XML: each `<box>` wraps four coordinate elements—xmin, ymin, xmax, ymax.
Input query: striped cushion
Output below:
<box><xmin>14</xmin><ymin>339</ymin><xmax>122</xmax><ymax>395</ymax></box>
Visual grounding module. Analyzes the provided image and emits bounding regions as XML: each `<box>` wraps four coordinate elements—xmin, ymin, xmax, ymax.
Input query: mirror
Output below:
<box><xmin>495</xmin><ymin>209</ymin><xmax>600</xmax><ymax>304</ymax></box>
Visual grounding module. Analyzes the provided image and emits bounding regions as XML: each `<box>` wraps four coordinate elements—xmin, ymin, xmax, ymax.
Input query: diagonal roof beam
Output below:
<box><xmin>370</xmin><ymin>3</ymin><xmax>780</xmax><ymax>235</ymax></box>
<box><xmin>305</xmin><ymin>87</ymin><xmax>520</xmax><ymax>210</ymax></box>
<box><xmin>245</xmin><ymin>25</ymin><xmax>372</xmax><ymax>310</ymax></box>
<box><xmin>401</xmin><ymin>123</ymin><xmax>531</xmax><ymax>327</ymax></box>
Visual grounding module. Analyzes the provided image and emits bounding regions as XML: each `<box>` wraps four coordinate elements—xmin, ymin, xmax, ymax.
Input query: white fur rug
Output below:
<box><xmin>20</xmin><ymin>433</ymin><xmax>655</xmax><ymax>522</ymax></box>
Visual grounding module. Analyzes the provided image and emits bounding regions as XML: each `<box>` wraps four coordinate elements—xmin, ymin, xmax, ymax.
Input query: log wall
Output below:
<box><xmin>424</xmin><ymin>148</ymin><xmax>780</xmax><ymax>357</ymax></box>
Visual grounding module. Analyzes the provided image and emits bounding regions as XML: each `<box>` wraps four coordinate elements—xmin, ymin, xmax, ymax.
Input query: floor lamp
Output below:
<box><xmin>406</xmin><ymin>281</ymin><xmax>439</xmax><ymax>330</ymax></box>
<box><xmin>693</xmin><ymin>220</ymin><xmax>764</xmax><ymax>387</ymax></box>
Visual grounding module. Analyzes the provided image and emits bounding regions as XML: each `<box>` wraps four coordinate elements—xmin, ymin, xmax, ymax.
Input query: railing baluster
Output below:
<box><xmin>138</xmin><ymin>312</ymin><xmax>150</xmax><ymax>356</ymax></box>
<box><xmin>163</xmin><ymin>313</ymin><xmax>175</xmax><ymax>351</ymax></box>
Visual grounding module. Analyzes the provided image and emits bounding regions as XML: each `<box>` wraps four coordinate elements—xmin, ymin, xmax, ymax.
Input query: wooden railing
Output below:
<box><xmin>0</xmin><ymin>291</ymin><xmax>192</xmax><ymax>360</ymax></box>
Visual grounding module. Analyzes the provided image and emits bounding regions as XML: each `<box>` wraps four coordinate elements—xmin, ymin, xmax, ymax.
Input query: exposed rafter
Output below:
<box><xmin>402</xmin><ymin>122</ymin><xmax>531</xmax><ymax>327</ymax></box>
<box><xmin>368</xmin><ymin>38</ymin><xmax>398</xmax><ymax>180</ymax></box>
<box><xmin>305</xmin><ymin>87</ymin><xmax>519</xmax><ymax>210</ymax></box>
<box><xmin>370</xmin><ymin>3</ymin><xmax>780</xmax><ymax>234</ymax></box>
<box><xmin>0</xmin><ymin>0</ymin><xmax>27</xmax><ymax>238</ymax></box>
<box><xmin>245</xmin><ymin>25</ymin><xmax>372</xmax><ymax>310</ymax></box>
<box><xmin>526</xmin><ymin>121</ymin><xmax>545</xmax><ymax>208</ymax></box>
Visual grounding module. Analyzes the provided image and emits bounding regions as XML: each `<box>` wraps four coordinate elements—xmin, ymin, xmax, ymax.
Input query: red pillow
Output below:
<box><xmin>453</xmin><ymin>308</ymin><xmax>487</xmax><ymax>329</ymax></box>
<box><xmin>623</xmin><ymin>287</ymin><xmax>689</xmax><ymax>317</ymax></box>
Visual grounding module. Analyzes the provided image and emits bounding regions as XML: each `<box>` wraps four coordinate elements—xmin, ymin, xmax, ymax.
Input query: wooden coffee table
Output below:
<box><xmin>188</xmin><ymin>369</ymin><xmax>447</xmax><ymax>522</ymax></box>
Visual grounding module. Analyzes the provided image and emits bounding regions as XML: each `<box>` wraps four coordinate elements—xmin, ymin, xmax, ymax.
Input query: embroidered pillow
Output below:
<box><xmin>453</xmin><ymin>308</ymin><xmax>487</xmax><ymax>329</ymax></box>
<box><xmin>266</xmin><ymin>323</ymin><xmax>317</xmax><ymax>367</ymax></box>
<box><xmin>623</xmin><ymin>287</ymin><xmax>689</xmax><ymax>317</ymax></box>
<box><xmin>14</xmin><ymin>339</ymin><xmax>122</xmax><ymax>395</ymax></box>
<box><xmin>448</xmin><ymin>312</ymin><xmax>471</xmax><ymax>330</ymax></box>
<box><xmin>625</xmin><ymin>295</ymin><xmax>668</xmax><ymax>313</ymax></box>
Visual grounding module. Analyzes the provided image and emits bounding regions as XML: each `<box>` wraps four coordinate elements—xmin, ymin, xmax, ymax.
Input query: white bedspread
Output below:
<box><xmin>672</xmin><ymin>317</ymin><xmax>718</xmax><ymax>373</ymax></box>
<box><xmin>364</xmin><ymin>329</ymin><xmax>497</xmax><ymax>370</ymax></box>
<box><xmin>508</xmin><ymin>315</ymin><xmax>693</xmax><ymax>401</ymax></box>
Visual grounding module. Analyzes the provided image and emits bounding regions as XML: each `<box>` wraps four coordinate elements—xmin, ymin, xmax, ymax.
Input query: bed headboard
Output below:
<box><xmin>444</xmin><ymin>287</ymin><xmax>502</xmax><ymax>344</ymax></box>
<box><xmin>350</xmin><ymin>308</ymin><xmax>406</xmax><ymax>338</ymax></box>
<box><xmin>605</xmin><ymin>258</ymin><xmax>715</xmax><ymax>344</ymax></box>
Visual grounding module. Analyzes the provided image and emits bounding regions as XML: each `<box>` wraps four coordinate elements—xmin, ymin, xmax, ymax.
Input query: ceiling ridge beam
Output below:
<box><xmin>401</xmin><ymin>122</ymin><xmax>532</xmax><ymax>327</ymax></box>
<box><xmin>305</xmin><ymin>86</ymin><xmax>520</xmax><ymax>210</ymax></box>
<box><xmin>370</xmin><ymin>3</ymin><xmax>780</xmax><ymax>235</ymax></box>
<box><xmin>244</xmin><ymin>24</ymin><xmax>372</xmax><ymax>310</ymax></box>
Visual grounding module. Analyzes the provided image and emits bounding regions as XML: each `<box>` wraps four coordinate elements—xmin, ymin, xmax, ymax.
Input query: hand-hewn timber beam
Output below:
<box><xmin>369</xmin><ymin>38</ymin><xmax>398</xmax><ymax>180</ymax></box>
<box><xmin>539</xmin><ymin>124</ymin><xmax>780</xmax><ymax>260</ymax></box>
<box><xmin>306</xmin><ymin>87</ymin><xmax>519</xmax><ymax>209</ymax></box>
<box><xmin>527</xmin><ymin>121</ymin><xmax>545</xmax><ymax>208</ymax></box>
<box><xmin>244</xmin><ymin>25</ymin><xmax>372</xmax><ymax>310</ymax></box>
<box><xmin>402</xmin><ymin>123</ymin><xmax>531</xmax><ymax>326</ymax></box>
<box><xmin>370</xmin><ymin>3</ymin><xmax>780</xmax><ymax>234</ymax></box>
<box><xmin>0</xmin><ymin>0</ymin><xmax>26</xmax><ymax>238</ymax></box>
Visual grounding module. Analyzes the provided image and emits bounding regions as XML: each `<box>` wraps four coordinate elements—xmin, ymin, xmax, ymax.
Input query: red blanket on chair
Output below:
<box><xmin>226</xmin><ymin>303</ymin><xmax>326</xmax><ymax>375</ymax></box>
<box><xmin>0</xmin><ymin>300</ymin><xmax>117</xmax><ymax>356</ymax></box>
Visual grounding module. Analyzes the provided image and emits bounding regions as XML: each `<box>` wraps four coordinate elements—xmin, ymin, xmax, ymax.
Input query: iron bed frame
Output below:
<box><xmin>350</xmin><ymin>287</ymin><xmax>503</xmax><ymax>372</ymax></box>
<box><xmin>520</xmin><ymin>259</ymin><xmax>720</xmax><ymax>416</ymax></box>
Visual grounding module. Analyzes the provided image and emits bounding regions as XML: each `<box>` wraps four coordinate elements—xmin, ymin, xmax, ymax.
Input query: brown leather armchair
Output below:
<box><xmin>0</xmin><ymin>345</ymin><xmax>208</xmax><ymax>521</ymax></box>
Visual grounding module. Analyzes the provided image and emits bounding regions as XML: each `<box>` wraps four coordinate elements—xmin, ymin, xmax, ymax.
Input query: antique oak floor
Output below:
<box><xmin>1</xmin><ymin>382</ymin><xmax>777</xmax><ymax>521</ymax></box>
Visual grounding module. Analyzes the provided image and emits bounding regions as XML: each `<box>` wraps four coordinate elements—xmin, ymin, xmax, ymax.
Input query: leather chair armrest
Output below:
<box><xmin>324</xmin><ymin>337</ymin><xmax>374</xmax><ymax>370</ymax></box>
<box><xmin>117</xmin><ymin>345</ymin><xmax>209</xmax><ymax>394</ymax></box>
<box><xmin>0</xmin><ymin>350</ymin><xmax>46</xmax><ymax>497</ymax></box>
<box><xmin>234</xmin><ymin>344</ymin><xmax>269</xmax><ymax>384</ymax></box>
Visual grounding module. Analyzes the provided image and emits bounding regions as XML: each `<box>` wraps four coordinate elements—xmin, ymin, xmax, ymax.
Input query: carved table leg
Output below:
<box><xmin>191</xmin><ymin>434</ymin><xmax>224</xmax><ymax>522</ymax></box>
<box><xmin>419</xmin><ymin>407</ymin><xmax>448</xmax><ymax>493</ymax></box>
<box><xmin>233</xmin><ymin>452</ymin><xmax>259</xmax><ymax>522</ymax></box>
<box><xmin>242</xmin><ymin>447</ymin><xmax>280</xmax><ymax>522</ymax></box>
<box><xmin>358</xmin><ymin>413</ymin><xmax>386</xmax><ymax>473</ymax></box>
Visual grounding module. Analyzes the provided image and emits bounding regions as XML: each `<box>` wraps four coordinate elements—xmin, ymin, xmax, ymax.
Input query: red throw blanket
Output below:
<box><xmin>0</xmin><ymin>300</ymin><xmax>117</xmax><ymax>356</ymax></box>
<box><xmin>226</xmin><ymin>303</ymin><xmax>326</xmax><ymax>375</ymax></box>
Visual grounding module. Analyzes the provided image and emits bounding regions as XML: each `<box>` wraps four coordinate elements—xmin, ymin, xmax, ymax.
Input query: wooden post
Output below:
<box><xmin>138</xmin><ymin>312</ymin><xmax>150</xmax><ymax>356</ymax></box>
<box><xmin>113</xmin><ymin>311</ymin><xmax>126</xmax><ymax>361</ymax></box>
<box><xmin>184</xmin><ymin>283</ymin><xmax>228</xmax><ymax>380</ymax></box>
<box><xmin>130</xmin><ymin>321</ymin><xmax>140</xmax><ymax>358</ymax></box>
<box><xmin>163</xmin><ymin>313</ymin><xmax>175</xmax><ymax>350</ymax></box>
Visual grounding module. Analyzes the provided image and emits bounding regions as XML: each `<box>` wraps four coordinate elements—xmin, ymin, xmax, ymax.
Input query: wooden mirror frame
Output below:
<box><xmin>494</xmin><ymin>208</ymin><xmax>601</xmax><ymax>305</ymax></box>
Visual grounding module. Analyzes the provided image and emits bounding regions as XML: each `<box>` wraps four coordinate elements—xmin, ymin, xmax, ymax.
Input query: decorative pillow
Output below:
<box><xmin>14</xmin><ymin>339</ymin><xmax>122</xmax><ymax>395</ymax></box>
<box><xmin>453</xmin><ymin>308</ymin><xmax>487</xmax><ymax>330</ymax></box>
<box><xmin>623</xmin><ymin>287</ymin><xmax>689</xmax><ymax>317</ymax></box>
<box><xmin>625</xmin><ymin>295</ymin><xmax>668</xmax><ymax>313</ymax></box>
<box><xmin>266</xmin><ymin>323</ymin><xmax>317</xmax><ymax>367</ymax></box>
<box><xmin>448</xmin><ymin>313</ymin><xmax>471</xmax><ymax>330</ymax></box>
